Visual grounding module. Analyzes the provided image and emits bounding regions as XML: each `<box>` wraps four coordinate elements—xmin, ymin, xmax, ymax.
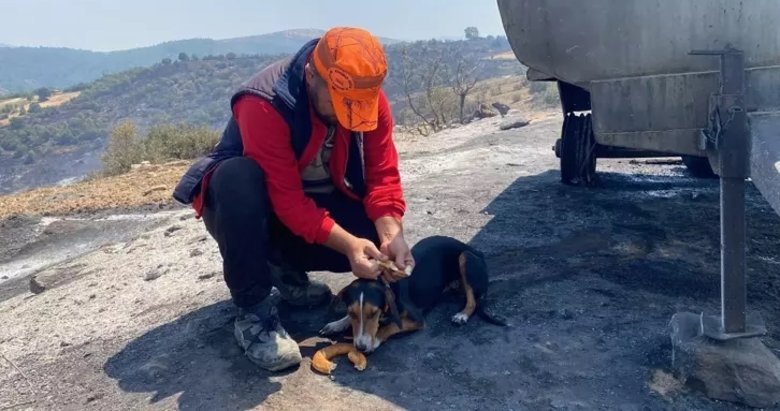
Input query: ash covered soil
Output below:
<box><xmin>1</xmin><ymin>112</ymin><xmax>780</xmax><ymax>411</ymax></box>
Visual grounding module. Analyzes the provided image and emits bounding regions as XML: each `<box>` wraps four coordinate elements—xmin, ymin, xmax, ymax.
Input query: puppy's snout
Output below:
<box><xmin>355</xmin><ymin>335</ymin><xmax>373</xmax><ymax>353</ymax></box>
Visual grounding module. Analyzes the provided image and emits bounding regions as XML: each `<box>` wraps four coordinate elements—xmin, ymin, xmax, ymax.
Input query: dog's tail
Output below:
<box><xmin>475</xmin><ymin>301</ymin><xmax>510</xmax><ymax>327</ymax></box>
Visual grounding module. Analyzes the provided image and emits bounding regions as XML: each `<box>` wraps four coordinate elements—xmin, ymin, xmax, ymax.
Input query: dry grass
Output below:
<box><xmin>0</xmin><ymin>97</ymin><xmax>25</xmax><ymax>108</ymax></box>
<box><xmin>0</xmin><ymin>160</ymin><xmax>192</xmax><ymax>220</ymax></box>
<box><xmin>471</xmin><ymin>75</ymin><xmax>537</xmax><ymax>110</ymax></box>
<box><xmin>39</xmin><ymin>91</ymin><xmax>80</xmax><ymax>108</ymax></box>
<box><xmin>489</xmin><ymin>51</ymin><xmax>518</xmax><ymax>61</ymax></box>
<box><xmin>0</xmin><ymin>91</ymin><xmax>81</xmax><ymax>127</ymax></box>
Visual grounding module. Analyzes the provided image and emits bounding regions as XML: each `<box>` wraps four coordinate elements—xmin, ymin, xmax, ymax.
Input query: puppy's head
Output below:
<box><xmin>337</xmin><ymin>279</ymin><xmax>401</xmax><ymax>353</ymax></box>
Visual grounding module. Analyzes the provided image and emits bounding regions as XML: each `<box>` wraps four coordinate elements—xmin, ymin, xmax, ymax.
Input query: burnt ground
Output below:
<box><xmin>1</xmin><ymin>113</ymin><xmax>779</xmax><ymax>410</ymax></box>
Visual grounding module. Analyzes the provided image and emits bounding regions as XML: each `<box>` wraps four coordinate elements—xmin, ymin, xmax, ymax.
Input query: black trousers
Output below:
<box><xmin>201</xmin><ymin>157</ymin><xmax>379</xmax><ymax>308</ymax></box>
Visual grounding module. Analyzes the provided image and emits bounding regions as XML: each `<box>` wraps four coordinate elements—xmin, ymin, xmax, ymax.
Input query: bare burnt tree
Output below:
<box><xmin>449</xmin><ymin>49</ymin><xmax>483</xmax><ymax>124</ymax></box>
<box><xmin>397</xmin><ymin>44</ymin><xmax>450</xmax><ymax>134</ymax></box>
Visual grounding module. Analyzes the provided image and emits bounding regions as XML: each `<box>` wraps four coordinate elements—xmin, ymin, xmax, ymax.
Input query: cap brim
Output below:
<box><xmin>330</xmin><ymin>88</ymin><xmax>380</xmax><ymax>132</ymax></box>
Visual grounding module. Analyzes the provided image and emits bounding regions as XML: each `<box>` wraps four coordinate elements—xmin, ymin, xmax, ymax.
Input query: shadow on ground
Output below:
<box><xmin>104</xmin><ymin>301</ymin><xmax>271</xmax><ymax>410</ymax></box>
<box><xmin>104</xmin><ymin>167</ymin><xmax>780</xmax><ymax>410</ymax></box>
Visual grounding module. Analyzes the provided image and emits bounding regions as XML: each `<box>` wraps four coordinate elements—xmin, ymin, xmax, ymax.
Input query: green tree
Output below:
<box><xmin>28</xmin><ymin>103</ymin><xmax>42</xmax><ymax>113</ymax></box>
<box><xmin>178</xmin><ymin>52</ymin><xmax>190</xmax><ymax>62</ymax></box>
<box><xmin>23</xmin><ymin>151</ymin><xmax>35</xmax><ymax>165</ymax></box>
<box><xmin>144</xmin><ymin>123</ymin><xmax>218</xmax><ymax>162</ymax></box>
<box><xmin>101</xmin><ymin>121</ymin><xmax>144</xmax><ymax>175</ymax></box>
<box><xmin>0</xmin><ymin>136</ymin><xmax>18</xmax><ymax>151</ymax></box>
<box><xmin>465</xmin><ymin>26</ymin><xmax>480</xmax><ymax>40</ymax></box>
<box><xmin>35</xmin><ymin>87</ymin><xmax>53</xmax><ymax>102</ymax></box>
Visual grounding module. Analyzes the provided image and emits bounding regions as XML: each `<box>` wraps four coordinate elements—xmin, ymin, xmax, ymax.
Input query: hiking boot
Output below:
<box><xmin>269</xmin><ymin>263</ymin><xmax>332</xmax><ymax>307</ymax></box>
<box><xmin>234</xmin><ymin>295</ymin><xmax>302</xmax><ymax>372</ymax></box>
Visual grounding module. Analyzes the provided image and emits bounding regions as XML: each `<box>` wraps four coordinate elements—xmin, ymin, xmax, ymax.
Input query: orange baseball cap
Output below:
<box><xmin>312</xmin><ymin>27</ymin><xmax>388</xmax><ymax>132</ymax></box>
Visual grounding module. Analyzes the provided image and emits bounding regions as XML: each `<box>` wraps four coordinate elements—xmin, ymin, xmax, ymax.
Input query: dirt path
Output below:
<box><xmin>1</xmin><ymin>113</ymin><xmax>779</xmax><ymax>410</ymax></box>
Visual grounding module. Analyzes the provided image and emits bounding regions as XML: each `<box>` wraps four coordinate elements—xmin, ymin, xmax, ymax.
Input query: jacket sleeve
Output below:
<box><xmin>233</xmin><ymin>95</ymin><xmax>335</xmax><ymax>244</ymax></box>
<box><xmin>361</xmin><ymin>90</ymin><xmax>406</xmax><ymax>221</ymax></box>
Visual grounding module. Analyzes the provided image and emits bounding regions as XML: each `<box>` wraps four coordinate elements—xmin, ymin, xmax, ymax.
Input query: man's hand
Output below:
<box><xmin>325</xmin><ymin>223</ymin><xmax>388</xmax><ymax>280</ymax></box>
<box><xmin>375</xmin><ymin>216</ymin><xmax>414</xmax><ymax>283</ymax></box>
<box><xmin>347</xmin><ymin>238</ymin><xmax>387</xmax><ymax>280</ymax></box>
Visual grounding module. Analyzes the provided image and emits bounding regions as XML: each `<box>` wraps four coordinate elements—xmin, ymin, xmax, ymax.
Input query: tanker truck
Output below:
<box><xmin>496</xmin><ymin>0</ymin><xmax>780</xmax><ymax>405</ymax></box>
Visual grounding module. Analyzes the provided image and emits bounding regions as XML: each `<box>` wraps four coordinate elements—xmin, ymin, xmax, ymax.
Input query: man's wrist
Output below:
<box><xmin>374</xmin><ymin>215</ymin><xmax>403</xmax><ymax>244</ymax></box>
<box><xmin>325</xmin><ymin>223</ymin><xmax>359</xmax><ymax>256</ymax></box>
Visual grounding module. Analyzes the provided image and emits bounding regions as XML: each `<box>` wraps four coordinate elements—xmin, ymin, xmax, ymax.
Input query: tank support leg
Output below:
<box><xmin>688</xmin><ymin>47</ymin><xmax>765</xmax><ymax>339</ymax></box>
<box><xmin>666</xmin><ymin>47</ymin><xmax>780</xmax><ymax>409</ymax></box>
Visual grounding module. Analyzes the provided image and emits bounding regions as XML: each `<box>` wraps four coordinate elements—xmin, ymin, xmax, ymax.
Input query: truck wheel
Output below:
<box><xmin>559</xmin><ymin>112</ymin><xmax>597</xmax><ymax>186</ymax></box>
<box><xmin>682</xmin><ymin>155</ymin><xmax>717</xmax><ymax>178</ymax></box>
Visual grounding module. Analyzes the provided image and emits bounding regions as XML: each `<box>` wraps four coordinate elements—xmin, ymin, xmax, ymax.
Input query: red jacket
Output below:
<box><xmin>192</xmin><ymin>89</ymin><xmax>405</xmax><ymax>244</ymax></box>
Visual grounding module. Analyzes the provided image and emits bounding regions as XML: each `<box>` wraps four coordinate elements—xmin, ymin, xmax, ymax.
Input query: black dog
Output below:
<box><xmin>320</xmin><ymin>235</ymin><xmax>507</xmax><ymax>353</ymax></box>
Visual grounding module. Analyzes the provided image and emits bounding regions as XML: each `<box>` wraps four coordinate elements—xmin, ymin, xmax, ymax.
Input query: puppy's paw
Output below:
<box><xmin>318</xmin><ymin>323</ymin><xmax>343</xmax><ymax>336</ymax></box>
<box><xmin>319</xmin><ymin>317</ymin><xmax>350</xmax><ymax>336</ymax></box>
<box><xmin>451</xmin><ymin>312</ymin><xmax>470</xmax><ymax>325</ymax></box>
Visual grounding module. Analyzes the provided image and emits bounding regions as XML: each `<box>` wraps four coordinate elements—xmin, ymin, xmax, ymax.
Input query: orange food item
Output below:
<box><xmin>347</xmin><ymin>349</ymin><xmax>368</xmax><ymax>371</ymax></box>
<box><xmin>311</xmin><ymin>342</ymin><xmax>368</xmax><ymax>375</ymax></box>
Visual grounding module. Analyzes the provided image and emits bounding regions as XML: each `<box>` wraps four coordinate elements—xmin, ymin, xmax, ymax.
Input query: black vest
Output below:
<box><xmin>172</xmin><ymin>38</ymin><xmax>366</xmax><ymax>205</ymax></box>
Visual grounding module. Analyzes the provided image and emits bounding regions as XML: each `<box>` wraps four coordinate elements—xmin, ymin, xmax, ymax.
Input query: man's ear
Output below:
<box><xmin>304</xmin><ymin>63</ymin><xmax>315</xmax><ymax>83</ymax></box>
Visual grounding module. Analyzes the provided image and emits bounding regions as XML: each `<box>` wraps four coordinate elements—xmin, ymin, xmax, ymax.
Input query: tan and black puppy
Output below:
<box><xmin>320</xmin><ymin>235</ymin><xmax>508</xmax><ymax>353</ymax></box>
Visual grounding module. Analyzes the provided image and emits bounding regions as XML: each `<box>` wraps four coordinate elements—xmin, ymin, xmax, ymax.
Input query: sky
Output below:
<box><xmin>0</xmin><ymin>0</ymin><xmax>507</xmax><ymax>51</ymax></box>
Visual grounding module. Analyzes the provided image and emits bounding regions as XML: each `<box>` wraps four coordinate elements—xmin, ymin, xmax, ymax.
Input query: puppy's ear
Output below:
<box><xmin>336</xmin><ymin>285</ymin><xmax>348</xmax><ymax>302</ymax></box>
<box><xmin>383</xmin><ymin>286</ymin><xmax>403</xmax><ymax>328</ymax></box>
<box><xmin>327</xmin><ymin>284</ymin><xmax>351</xmax><ymax>316</ymax></box>
<box><xmin>336</xmin><ymin>280</ymin><xmax>360</xmax><ymax>303</ymax></box>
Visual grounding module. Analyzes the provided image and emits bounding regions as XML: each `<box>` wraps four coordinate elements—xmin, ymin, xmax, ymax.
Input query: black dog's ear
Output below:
<box><xmin>383</xmin><ymin>285</ymin><xmax>403</xmax><ymax>328</ymax></box>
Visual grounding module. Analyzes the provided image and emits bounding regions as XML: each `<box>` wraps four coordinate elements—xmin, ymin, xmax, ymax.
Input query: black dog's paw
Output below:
<box><xmin>451</xmin><ymin>312</ymin><xmax>470</xmax><ymax>325</ymax></box>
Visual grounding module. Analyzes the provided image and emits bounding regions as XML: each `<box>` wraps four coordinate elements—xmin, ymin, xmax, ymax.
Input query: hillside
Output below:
<box><xmin>0</xmin><ymin>29</ymin><xmax>394</xmax><ymax>93</ymax></box>
<box><xmin>0</xmin><ymin>37</ymin><xmax>521</xmax><ymax>194</ymax></box>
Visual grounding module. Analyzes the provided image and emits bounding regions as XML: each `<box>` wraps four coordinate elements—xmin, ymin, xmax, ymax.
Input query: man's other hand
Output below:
<box><xmin>374</xmin><ymin>216</ymin><xmax>414</xmax><ymax>283</ymax></box>
<box><xmin>380</xmin><ymin>235</ymin><xmax>414</xmax><ymax>282</ymax></box>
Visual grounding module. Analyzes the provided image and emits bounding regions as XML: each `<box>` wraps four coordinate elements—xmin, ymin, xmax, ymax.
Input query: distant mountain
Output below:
<box><xmin>0</xmin><ymin>29</ymin><xmax>398</xmax><ymax>93</ymax></box>
<box><xmin>0</xmin><ymin>36</ymin><xmax>517</xmax><ymax>194</ymax></box>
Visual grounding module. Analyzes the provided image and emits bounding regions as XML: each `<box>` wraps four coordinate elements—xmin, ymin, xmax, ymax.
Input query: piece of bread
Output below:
<box><xmin>311</xmin><ymin>342</ymin><xmax>367</xmax><ymax>375</ymax></box>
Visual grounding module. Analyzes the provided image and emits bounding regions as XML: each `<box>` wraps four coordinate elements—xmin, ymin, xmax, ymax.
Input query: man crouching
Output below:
<box><xmin>172</xmin><ymin>27</ymin><xmax>414</xmax><ymax>372</ymax></box>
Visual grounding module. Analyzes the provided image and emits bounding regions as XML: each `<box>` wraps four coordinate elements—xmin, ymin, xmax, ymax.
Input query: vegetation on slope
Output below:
<box><xmin>0</xmin><ymin>54</ymin><xmax>279</xmax><ymax>161</ymax></box>
<box><xmin>0</xmin><ymin>37</ymin><xmax>518</xmax><ymax>162</ymax></box>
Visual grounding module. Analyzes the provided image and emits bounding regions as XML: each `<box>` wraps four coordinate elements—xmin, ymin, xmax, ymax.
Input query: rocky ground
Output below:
<box><xmin>1</xmin><ymin>111</ymin><xmax>780</xmax><ymax>410</ymax></box>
